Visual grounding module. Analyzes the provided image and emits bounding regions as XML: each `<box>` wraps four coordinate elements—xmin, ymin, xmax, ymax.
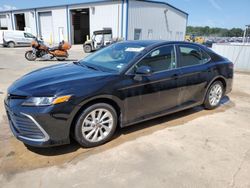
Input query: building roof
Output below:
<box><xmin>140</xmin><ymin>0</ymin><xmax>188</xmax><ymax>16</ymax></box>
<box><xmin>0</xmin><ymin>0</ymin><xmax>109</xmax><ymax>13</ymax></box>
<box><xmin>0</xmin><ymin>0</ymin><xmax>188</xmax><ymax>16</ymax></box>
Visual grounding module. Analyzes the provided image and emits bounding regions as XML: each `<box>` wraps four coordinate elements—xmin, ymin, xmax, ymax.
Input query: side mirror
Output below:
<box><xmin>134</xmin><ymin>66</ymin><xmax>152</xmax><ymax>81</ymax></box>
<box><xmin>135</xmin><ymin>66</ymin><xmax>152</xmax><ymax>76</ymax></box>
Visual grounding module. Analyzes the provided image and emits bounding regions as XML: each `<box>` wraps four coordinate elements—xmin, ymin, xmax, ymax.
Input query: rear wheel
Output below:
<box><xmin>204</xmin><ymin>81</ymin><xmax>224</xmax><ymax>110</ymax></box>
<box><xmin>74</xmin><ymin>103</ymin><xmax>117</xmax><ymax>147</ymax></box>
<box><xmin>56</xmin><ymin>57</ymin><xmax>66</xmax><ymax>61</ymax></box>
<box><xmin>84</xmin><ymin>45</ymin><xmax>92</xmax><ymax>53</ymax></box>
<box><xmin>8</xmin><ymin>42</ymin><xmax>15</xmax><ymax>48</ymax></box>
<box><xmin>25</xmin><ymin>51</ymin><xmax>37</xmax><ymax>61</ymax></box>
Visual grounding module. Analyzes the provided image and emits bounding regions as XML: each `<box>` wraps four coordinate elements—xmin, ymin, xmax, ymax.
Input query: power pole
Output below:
<box><xmin>243</xmin><ymin>25</ymin><xmax>250</xmax><ymax>44</ymax></box>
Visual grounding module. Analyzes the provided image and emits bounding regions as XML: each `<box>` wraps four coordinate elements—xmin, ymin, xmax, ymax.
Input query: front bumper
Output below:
<box><xmin>4</xmin><ymin>100</ymin><xmax>72</xmax><ymax>147</ymax></box>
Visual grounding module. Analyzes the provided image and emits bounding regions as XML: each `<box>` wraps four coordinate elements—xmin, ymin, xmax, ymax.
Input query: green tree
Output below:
<box><xmin>186</xmin><ymin>26</ymin><xmax>244</xmax><ymax>37</ymax></box>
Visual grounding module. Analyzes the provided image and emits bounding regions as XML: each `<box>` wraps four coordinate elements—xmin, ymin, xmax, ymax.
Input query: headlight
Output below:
<box><xmin>22</xmin><ymin>95</ymin><xmax>71</xmax><ymax>106</ymax></box>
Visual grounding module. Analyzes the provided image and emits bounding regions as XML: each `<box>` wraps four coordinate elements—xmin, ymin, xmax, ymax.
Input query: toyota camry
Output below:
<box><xmin>4</xmin><ymin>41</ymin><xmax>233</xmax><ymax>148</ymax></box>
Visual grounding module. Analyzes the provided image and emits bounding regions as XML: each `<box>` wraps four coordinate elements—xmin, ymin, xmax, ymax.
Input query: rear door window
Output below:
<box><xmin>178</xmin><ymin>45</ymin><xmax>210</xmax><ymax>68</ymax></box>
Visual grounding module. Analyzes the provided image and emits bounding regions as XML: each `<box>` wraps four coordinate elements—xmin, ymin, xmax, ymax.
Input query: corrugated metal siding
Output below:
<box><xmin>38</xmin><ymin>12</ymin><xmax>53</xmax><ymax>43</ymax></box>
<box><xmin>24</xmin><ymin>12</ymin><xmax>37</xmax><ymax>35</ymax></box>
<box><xmin>6</xmin><ymin>12</ymin><xmax>14</xmax><ymax>30</ymax></box>
<box><xmin>89</xmin><ymin>3</ymin><xmax>121</xmax><ymax>38</ymax></box>
<box><xmin>212</xmin><ymin>44</ymin><xmax>250</xmax><ymax>72</ymax></box>
<box><xmin>127</xmin><ymin>0</ymin><xmax>187</xmax><ymax>41</ymax></box>
<box><xmin>0</xmin><ymin>13</ymin><xmax>14</xmax><ymax>30</ymax></box>
<box><xmin>36</xmin><ymin>7</ymin><xmax>68</xmax><ymax>44</ymax></box>
<box><xmin>51</xmin><ymin>8</ymin><xmax>68</xmax><ymax>43</ymax></box>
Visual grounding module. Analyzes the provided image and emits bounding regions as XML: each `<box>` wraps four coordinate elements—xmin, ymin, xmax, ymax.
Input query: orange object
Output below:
<box><xmin>52</xmin><ymin>50</ymin><xmax>68</xmax><ymax>57</ymax></box>
<box><xmin>31</xmin><ymin>40</ymin><xmax>39</xmax><ymax>47</ymax></box>
<box><xmin>62</xmin><ymin>42</ymin><xmax>71</xmax><ymax>50</ymax></box>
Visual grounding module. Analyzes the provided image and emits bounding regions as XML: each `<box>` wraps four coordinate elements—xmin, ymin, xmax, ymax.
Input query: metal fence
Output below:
<box><xmin>212</xmin><ymin>43</ymin><xmax>250</xmax><ymax>72</ymax></box>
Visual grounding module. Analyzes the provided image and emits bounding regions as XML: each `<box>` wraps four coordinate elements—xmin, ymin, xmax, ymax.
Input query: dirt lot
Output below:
<box><xmin>0</xmin><ymin>46</ymin><xmax>250</xmax><ymax>188</ymax></box>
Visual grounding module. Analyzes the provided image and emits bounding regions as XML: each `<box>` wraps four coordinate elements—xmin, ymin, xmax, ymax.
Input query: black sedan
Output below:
<box><xmin>4</xmin><ymin>41</ymin><xmax>233</xmax><ymax>148</ymax></box>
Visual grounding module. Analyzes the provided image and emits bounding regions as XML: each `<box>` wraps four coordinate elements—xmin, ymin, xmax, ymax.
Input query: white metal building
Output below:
<box><xmin>0</xmin><ymin>0</ymin><xmax>188</xmax><ymax>44</ymax></box>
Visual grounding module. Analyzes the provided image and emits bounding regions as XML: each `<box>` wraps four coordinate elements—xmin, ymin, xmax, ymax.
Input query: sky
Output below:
<box><xmin>0</xmin><ymin>0</ymin><xmax>249</xmax><ymax>29</ymax></box>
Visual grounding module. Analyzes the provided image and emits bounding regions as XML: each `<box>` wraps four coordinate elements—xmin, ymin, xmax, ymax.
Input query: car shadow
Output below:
<box><xmin>25</xmin><ymin>139</ymin><xmax>81</xmax><ymax>156</ymax></box>
<box><xmin>26</xmin><ymin>96</ymin><xmax>230</xmax><ymax>156</ymax></box>
<box><xmin>115</xmin><ymin>96</ymin><xmax>230</xmax><ymax>137</ymax></box>
<box><xmin>36</xmin><ymin>59</ymin><xmax>78</xmax><ymax>62</ymax></box>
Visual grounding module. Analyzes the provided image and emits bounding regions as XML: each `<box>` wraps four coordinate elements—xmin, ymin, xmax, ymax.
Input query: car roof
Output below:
<box><xmin>120</xmin><ymin>40</ymin><xmax>165</xmax><ymax>47</ymax></box>
<box><xmin>121</xmin><ymin>40</ymin><xmax>205</xmax><ymax>49</ymax></box>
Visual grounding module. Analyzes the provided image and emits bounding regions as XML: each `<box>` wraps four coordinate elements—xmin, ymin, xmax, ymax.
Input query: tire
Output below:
<box><xmin>203</xmin><ymin>81</ymin><xmax>224</xmax><ymax>110</ymax></box>
<box><xmin>25</xmin><ymin>51</ymin><xmax>37</xmax><ymax>61</ymax></box>
<box><xmin>56</xmin><ymin>58</ymin><xmax>66</xmax><ymax>61</ymax></box>
<box><xmin>84</xmin><ymin>45</ymin><xmax>92</xmax><ymax>53</ymax></box>
<box><xmin>74</xmin><ymin>103</ymin><xmax>117</xmax><ymax>148</ymax></box>
<box><xmin>8</xmin><ymin>42</ymin><xmax>15</xmax><ymax>48</ymax></box>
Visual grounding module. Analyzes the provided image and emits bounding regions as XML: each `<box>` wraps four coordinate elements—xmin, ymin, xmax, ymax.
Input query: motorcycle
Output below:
<box><xmin>25</xmin><ymin>38</ymin><xmax>71</xmax><ymax>61</ymax></box>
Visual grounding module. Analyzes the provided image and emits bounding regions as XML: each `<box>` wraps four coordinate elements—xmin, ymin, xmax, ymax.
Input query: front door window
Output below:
<box><xmin>134</xmin><ymin>45</ymin><xmax>176</xmax><ymax>73</ymax></box>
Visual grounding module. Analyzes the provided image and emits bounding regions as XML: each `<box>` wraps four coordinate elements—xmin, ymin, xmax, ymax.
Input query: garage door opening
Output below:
<box><xmin>38</xmin><ymin>12</ymin><xmax>53</xmax><ymax>43</ymax></box>
<box><xmin>70</xmin><ymin>8</ymin><xmax>90</xmax><ymax>44</ymax></box>
<box><xmin>0</xmin><ymin>15</ymin><xmax>8</xmax><ymax>30</ymax></box>
<box><xmin>15</xmin><ymin>13</ymin><xmax>25</xmax><ymax>30</ymax></box>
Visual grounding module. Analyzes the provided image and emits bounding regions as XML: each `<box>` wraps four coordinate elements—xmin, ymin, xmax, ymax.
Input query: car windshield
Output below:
<box><xmin>79</xmin><ymin>43</ymin><xmax>145</xmax><ymax>73</ymax></box>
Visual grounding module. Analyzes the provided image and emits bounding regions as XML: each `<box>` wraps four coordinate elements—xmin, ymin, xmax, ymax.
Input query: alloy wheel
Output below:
<box><xmin>81</xmin><ymin>108</ymin><xmax>114</xmax><ymax>143</ymax></box>
<box><xmin>208</xmin><ymin>83</ymin><xmax>223</xmax><ymax>106</ymax></box>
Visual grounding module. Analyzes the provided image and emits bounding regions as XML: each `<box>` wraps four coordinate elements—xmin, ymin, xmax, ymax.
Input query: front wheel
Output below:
<box><xmin>74</xmin><ymin>103</ymin><xmax>117</xmax><ymax>148</ymax></box>
<box><xmin>25</xmin><ymin>51</ymin><xmax>37</xmax><ymax>61</ymax></box>
<box><xmin>83</xmin><ymin>45</ymin><xmax>92</xmax><ymax>53</ymax></box>
<box><xmin>204</xmin><ymin>81</ymin><xmax>224</xmax><ymax>110</ymax></box>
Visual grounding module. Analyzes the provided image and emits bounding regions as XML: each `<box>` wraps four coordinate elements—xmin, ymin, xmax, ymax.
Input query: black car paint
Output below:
<box><xmin>4</xmin><ymin>41</ymin><xmax>233</xmax><ymax>147</ymax></box>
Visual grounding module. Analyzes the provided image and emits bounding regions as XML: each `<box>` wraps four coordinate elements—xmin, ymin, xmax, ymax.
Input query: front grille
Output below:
<box><xmin>6</xmin><ymin>110</ymin><xmax>45</xmax><ymax>140</ymax></box>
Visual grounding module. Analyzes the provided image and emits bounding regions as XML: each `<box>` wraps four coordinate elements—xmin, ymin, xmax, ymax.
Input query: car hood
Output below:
<box><xmin>8</xmin><ymin>63</ymin><xmax>113</xmax><ymax>96</ymax></box>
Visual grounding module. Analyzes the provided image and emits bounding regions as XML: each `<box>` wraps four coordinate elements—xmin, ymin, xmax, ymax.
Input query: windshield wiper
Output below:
<box><xmin>82</xmin><ymin>61</ymin><xmax>101</xmax><ymax>71</ymax></box>
<box><xmin>73</xmin><ymin>61</ymin><xmax>81</xmax><ymax>65</ymax></box>
<box><xmin>75</xmin><ymin>61</ymin><xmax>101</xmax><ymax>71</ymax></box>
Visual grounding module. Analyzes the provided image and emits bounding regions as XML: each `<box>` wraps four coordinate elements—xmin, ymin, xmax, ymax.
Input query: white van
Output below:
<box><xmin>0</xmin><ymin>30</ymin><xmax>36</xmax><ymax>47</ymax></box>
<box><xmin>0</xmin><ymin>30</ymin><xmax>4</xmax><ymax>46</ymax></box>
